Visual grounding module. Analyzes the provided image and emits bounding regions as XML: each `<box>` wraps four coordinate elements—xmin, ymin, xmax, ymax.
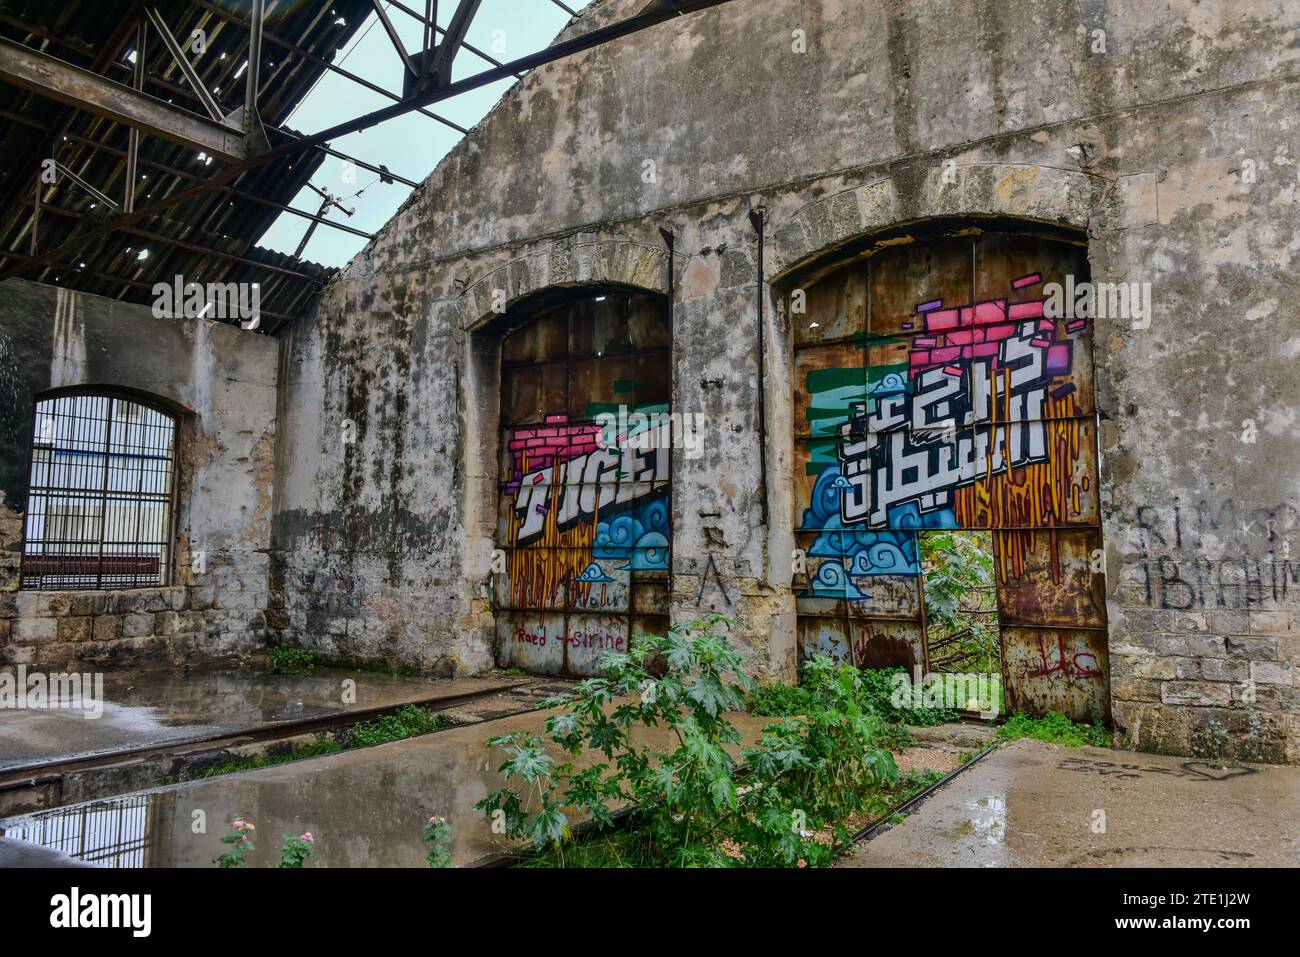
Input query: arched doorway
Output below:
<box><xmin>493</xmin><ymin>288</ymin><xmax>672</xmax><ymax>676</ymax></box>
<box><xmin>790</xmin><ymin>225</ymin><xmax>1110</xmax><ymax>720</ymax></box>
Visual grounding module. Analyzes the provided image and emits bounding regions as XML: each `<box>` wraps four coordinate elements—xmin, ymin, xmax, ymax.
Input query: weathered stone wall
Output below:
<box><xmin>0</xmin><ymin>279</ymin><xmax>278</xmax><ymax>670</ymax></box>
<box><xmin>268</xmin><ymin>0</ymin><xmax>1298</xmax><ymax>758</ymax></box>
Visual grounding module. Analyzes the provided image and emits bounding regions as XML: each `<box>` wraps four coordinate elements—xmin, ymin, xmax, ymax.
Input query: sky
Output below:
<box><xmin>256</xmin><ymin>0</ymin><xmax>573</xmax><ymax>267</ymax></box>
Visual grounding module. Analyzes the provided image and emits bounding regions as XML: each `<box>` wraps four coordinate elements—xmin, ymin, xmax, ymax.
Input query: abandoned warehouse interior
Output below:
<box><xmin>0</xmin><ymin>0</ymin><xmax>1298</xmax><ymax>866</ymax></box>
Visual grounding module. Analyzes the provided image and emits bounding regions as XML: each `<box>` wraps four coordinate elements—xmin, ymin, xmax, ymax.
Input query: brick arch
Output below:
<box><xmin>456</xmin><ymin>235</ymin><xmax>672</xmax><ymax>333</ymax></box>
<box><xmin>765</xmin><ymin>163</ymin><xmax>1098</xmax><ymax>283</ymax></box>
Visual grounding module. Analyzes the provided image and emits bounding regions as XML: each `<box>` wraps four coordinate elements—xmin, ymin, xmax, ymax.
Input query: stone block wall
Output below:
<box><xmin>269</xmin><ymin>0</ymin><xmax>1298</xmax><ymax>760</ymax></box>
<box><xmin>1</xmin><ymin>0</ymin><xmax>1294</xmax><ymax>763</ymax></box>
<box><xmin>0</xmin><ymin>279</ymin><xmax>278</xmax><ymax>670</ymax></box>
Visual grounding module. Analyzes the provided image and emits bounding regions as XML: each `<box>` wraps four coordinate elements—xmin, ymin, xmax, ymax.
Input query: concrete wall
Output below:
<box><xmin>0</xmin><ymin>279</ymin><xmax>278</xmax><ymax>670</ymax></box>
<box><xmin>272</xmin><ymin>0</ymin><xmax>1291</xmax><ymax>761</ymax></box>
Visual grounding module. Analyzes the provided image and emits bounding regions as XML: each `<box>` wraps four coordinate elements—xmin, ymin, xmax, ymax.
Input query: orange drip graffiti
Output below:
<box><xmin>506</xmin><ymin>453</ymin><xmax>598</xmax><ymax>609</ymax></box>
<box><xmin>953</xmin><ymin>378</ymin><xmax>1087</xmax><ymax>583</ymax></box>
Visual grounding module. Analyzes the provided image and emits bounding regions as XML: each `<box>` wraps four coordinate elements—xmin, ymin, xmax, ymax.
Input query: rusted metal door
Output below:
<box><xmin>791</xmin><ymin>230</ymin><xmax>1109</xmax><ymax>720</ymax></box>
<box><xmin>495</xmin><ymin>291</ymin><xmax>672</xmax><ymax>676</ymax></box>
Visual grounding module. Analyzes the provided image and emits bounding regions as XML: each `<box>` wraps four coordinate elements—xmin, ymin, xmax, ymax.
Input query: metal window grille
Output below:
<box><xmin>21</xmin><ymin>393</ymin><xmax>177</xmax><ymax>590</ymax></box>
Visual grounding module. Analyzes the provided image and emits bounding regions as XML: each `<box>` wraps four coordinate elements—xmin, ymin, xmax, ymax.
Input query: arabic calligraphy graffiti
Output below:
<box><xmin>792</xmin><ymin>236</ymin><xmax>1109</xmax><ymax>720</ymax></box>
<box><xmin>801</xmin><ymin>275</ymin><xmax>1092</xmax><ymax>599</ymax></box>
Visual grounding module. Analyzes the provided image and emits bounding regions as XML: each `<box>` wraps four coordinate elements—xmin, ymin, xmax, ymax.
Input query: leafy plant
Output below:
<box><xmin>478</xmin><ymin>617</ymin><xmax>901</xmax><ymax>868</ymax></box>
<box><xmin>479</xmin><ymin>614</ymin><xmax>752</xmax><ymax>864</ymax></box>
<box><xmin>999</xmin><ymin>710</ymin><xmax>1111</xmax><ymax>748</ymax></box>
<box><xmin>856</xmin><ymin>665</ymin><xmax>959</xmax><ymax>726</ymax></box>
<box><xmin>268</xmin><ymin>645</ymin><xmax>317</xmax><ymax>673</ymax></box>
<box><xmin>1190</xmin><ymin>718</ymin><xmax>1229</xmax><ymax>763</ymax></box>
<box><xmin>920</xmin><ymin>531</ymin><xmax>1000</xmax><ymax>673</ymax></box>
<box><xmin>216</xmin><ymin>819</ymin><xmax>256</xmax><ymax>868</ymax></box>
<box><xmin>344</xmin><ymin>705</ymin><xmax>452</xmax><ymax>748</ymax></box>
<box><xmin>749</xmin><ymin>681</ymin><xmax>812</xmax><ymax>717</ymax></box>
<box><xmin>751</xmin><ymin>663</ymin><xmax>956</xmax><ymax>727</ymax></box>
<box><xmin>1240</xmin><ymin>706</ymin><xmax>1266</xmax><ymax>763</ymax></box>
<box><xmin>424</xmin><ymin>816</ymin><xmax>453</xmax><ymax>868</ymax></box>
<box><xmin>736</xmin><ymin>656</ymin><xmax>899</xmax><ymax>865</ymax></box>
<box><xmin>279</xmin><ymin>832</ymin><xmax>315</xmax><ymax>868</ymax></box>
<box><xmin>921</xmin><ymin>530</ymin><xmax>993</xmax><ymax>611</ymax></box>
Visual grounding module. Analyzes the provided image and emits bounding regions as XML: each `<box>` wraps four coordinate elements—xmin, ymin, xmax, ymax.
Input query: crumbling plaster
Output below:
<box><xmin>0</xmin><ymin>280</ymin><xmax>279</xmax><ymax>670</ymax></box>
<box><xmin>207</xmin><ymin>0</ymin><xmax>1300</xmax><ymax>759</ymax></box>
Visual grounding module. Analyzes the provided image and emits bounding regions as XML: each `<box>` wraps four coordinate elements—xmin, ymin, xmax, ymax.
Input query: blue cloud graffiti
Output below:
<box><xmin>800</xmin><ymin>464</ymin><xmax>929</xmax><ymax>600</ymax></box>
<box><xmin>574</xmin><ymin>561</ymin><xmax>616</xmax><ymax>584</ymax></box>
<box><xmin>594</xmin><ymin>496</ymin><xmax>670</xmax><ymax>571</ymax></box>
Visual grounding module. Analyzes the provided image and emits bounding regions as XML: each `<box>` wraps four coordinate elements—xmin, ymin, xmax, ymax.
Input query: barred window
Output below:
<box><xmin>21</xmin><ymin>393</ymin><xmax>177</xmax><ymax>590</ymax></box>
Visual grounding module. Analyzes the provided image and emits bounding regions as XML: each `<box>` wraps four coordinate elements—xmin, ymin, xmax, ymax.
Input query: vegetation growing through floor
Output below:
<box><xmin>514</xmin><ymin>765</ymin><xmax>946</xmax><ymax>868</ymax></box>
<box><xmin>314</xmin><ymin>656</ymin><xmax>426</xmax><ymax>678</ymax></box>
<box><xmin>424</xmin><ymin>816</ymin><xmax>453</xmax><ymax>867</ymax></box>
<box><xmin>193</xmin><ymin>738</ymin><xmax>343</xmax><ymax>779</ymax></box>
<box><xmin>750</xmin><ymin>663</ymin><xmax>959</xmax><ymax>728</ymax></box>
<box><xmin>186</xmin><ymin>705</ymin><xmax>455</xmax><ymax>780</ymax></box>
<box><xmin>476</xmin><ymin>615</ymin><xmax>956</xmax><ymax>868</ymax></box>
<box><xmin>267</xmin><ymin>645</ymin><xmax>317</xmax><ymax>673</ymax></box>
<box><xmin>215</xmin><ymin>819</ymin><xmax>315</xmax><ymax>868</ymax></box>
<box><xmin>1189</xmin><ymin>717</ymin><xmax>1230</xmax><ymax>763</ymax></box>
<box><xmin>278</xmin><ymin>832</ymin><xmax>316</xmax><ymax>868</ymax></box>
<box><xmin>340</xmin><ymin>704</ymin><xmax>454</xmax><ymax>748</ymax></box>
<box><xmin>997</xmin><ymin>710</ymin><xmax>1111</xmax><ymax>748</ymax></box>
<box><xmin>265</xmin><ymin>644</ymin><xmax>437</xmax><ymax>679</ymax></box>
<box><xmin>1189</xmin><ymin>710</ymin><xmax>1268</xmax><ymax>765</ymax></box>
<box><xmin>216</xmin><ymin>817</ymin><xmax>447</xmax><ymax>869</ymax></box>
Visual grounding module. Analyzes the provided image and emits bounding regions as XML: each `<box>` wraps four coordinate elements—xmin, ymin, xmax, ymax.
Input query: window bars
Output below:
<box><xmin>21</xmin><ymin>393</ymin><xmax>177</xmax><ymax>590</ymax></box>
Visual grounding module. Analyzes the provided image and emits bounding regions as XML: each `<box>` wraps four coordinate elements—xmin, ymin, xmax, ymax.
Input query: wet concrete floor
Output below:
<box><xmin>0</xmin><ymin>667</ymin><xmax>526</xmax><ymax>771</ymax></box>
<box><xmin>0</xmin><ymin>705</ymin><xmax>770</xmax><ymax>867</ymax></box>
<box><xmin>840</xmin><ymin>739</ymin><xmax>1300</xmax><ymax>867</ymax></box>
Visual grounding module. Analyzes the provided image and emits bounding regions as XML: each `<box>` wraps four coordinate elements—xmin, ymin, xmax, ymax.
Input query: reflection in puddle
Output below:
<box><xmin>2</xmin><ymin>745</ymin><xmax>494</xmax><ymax>868</ymax></box>
<box><xmin>965</xmin><ymin>794</ymin><xmax>1006</xmax><ymax>844</ymax></box>
<box><xmin>0</xmin><ymin>667</ymin><xmax>490</xmax><ymax>772</ymax></box>
<box><xmin>2</xmin><ymin>710</ymin><xmax>773</xmax><ymax>868</ymax></box>
<box><xmin>5</xmin><ymin>795</ymin><xmax>152</xmax><ymax>867</ymax></box>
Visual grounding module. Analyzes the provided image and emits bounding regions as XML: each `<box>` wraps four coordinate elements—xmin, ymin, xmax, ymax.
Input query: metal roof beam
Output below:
<box><xmin>28</xmin><ymin>201</ymin><xmax>327</xmax><ymax>282</ymax></box>
<box><xmin>384</xmin><ymin>0</ymin><xmax>523</xmax><ymax>78</ymax></box>
<box><xmin>189</xmin><ymin>0</ymin><xmax>469</xmax><ymax>135</ymax></box>
<box><xmin>142</xmin><ymin>5</ymin><xmax>225</xmax><ymax>123</ymax></box>
<box><xmin>0</xmin><ymin>36</ymin><xmax>251</xmax><ymax>161</ymax></box>
<box><xmin>0</xmin><ymin>0</ymin><xmax>738</xmax><ymax>284</ymax></box>
<box><xmin>56</xmin><ymin>132</ymin><xmax>373</xmax><ymax>238</ymax></box>
<box><xmin>369</xmin><ymin>0</ymin><xmax>419</xmax><ymax>79</ymax></box>
<box><xmin>421</xmin><ymin>0</ymin><xmax>483</xmax><ymax>93</ymax></box>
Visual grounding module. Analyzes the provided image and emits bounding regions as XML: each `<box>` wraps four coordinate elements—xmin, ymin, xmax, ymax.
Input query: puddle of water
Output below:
<box><xmin>955</xmin><ymin>794</ymin><xmax>1006</xmax><ymax>845</ymax></box>
<box><xmin>3</xmin><ymin>732</ymin><xmax>509</xmax><ymax>867</ymax></box>
<box><xmin>0</xmin><ymin>668</ymin><xmax>494</xmax><ymax>770</ymax></box>
<box><xmin>2</xmin><ymin>710</ymin><xmax>772</xmax><ymax>868</ymax></box>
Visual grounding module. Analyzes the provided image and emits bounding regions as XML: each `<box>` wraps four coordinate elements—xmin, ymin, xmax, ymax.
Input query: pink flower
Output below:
<box><xmin>301</xmin><ymin>832</ymin><xmax>314</xmax><ymax>843</ymax></box>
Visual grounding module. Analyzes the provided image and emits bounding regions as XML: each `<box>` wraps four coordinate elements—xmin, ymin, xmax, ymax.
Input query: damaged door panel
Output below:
<box><xmin>495</xmin><ymin>291</ymin><xmax>671</xmax><ymax>677</ymax></box>
<box><xmin>790</xmin><ymin>228</ymin><xmax>1109</xmax><ymax>719</ymax></box>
